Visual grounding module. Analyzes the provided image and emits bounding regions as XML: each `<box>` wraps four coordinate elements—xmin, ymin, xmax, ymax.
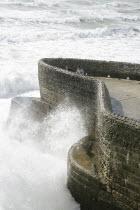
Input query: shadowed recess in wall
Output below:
<box><xmin>111</xmin><ymin>97</ymin><xmax>124</xmax><ymax>116</ymax></box>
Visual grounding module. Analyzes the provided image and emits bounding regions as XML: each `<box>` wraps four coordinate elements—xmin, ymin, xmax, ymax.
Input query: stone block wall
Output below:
<box><xmin>38</xmin><ymin>58</ymin><xmax>140</xmax><ymax>210</ymax></box>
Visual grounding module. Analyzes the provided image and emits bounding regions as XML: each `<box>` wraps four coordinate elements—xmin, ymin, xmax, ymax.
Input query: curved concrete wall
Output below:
<box><xmin>9</xmin><ymin>58</ymin><xmax>140</xmax><ymax>210</ymax></box>
<box><xmin>38</xmin><ymin>58</ymin><xmax>140</xmax><ymax>210</ymax></box>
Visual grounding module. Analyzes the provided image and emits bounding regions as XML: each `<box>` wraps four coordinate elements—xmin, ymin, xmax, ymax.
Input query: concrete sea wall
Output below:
<box><xmin>10</xmin><ymin>58</ymin><xmax>140</xmax><ymax>210</ymax></box>
<box><xmin>38</xmin><ymin>58</ymin><xmax>140</xmax><ymax>210</ymax></box>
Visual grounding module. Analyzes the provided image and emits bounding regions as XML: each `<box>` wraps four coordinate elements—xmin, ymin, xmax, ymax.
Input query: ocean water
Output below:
<box><xmin>0</xmin><ymin>0</ymin><xmax>140</xmax><ymax>209</ymax></box>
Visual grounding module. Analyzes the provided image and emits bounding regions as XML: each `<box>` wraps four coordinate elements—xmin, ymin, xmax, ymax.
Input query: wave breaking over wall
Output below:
<box><xmin>9</xmin><ymin>58</ymin><xmax>140</xmax><ymax>210</ymax></box>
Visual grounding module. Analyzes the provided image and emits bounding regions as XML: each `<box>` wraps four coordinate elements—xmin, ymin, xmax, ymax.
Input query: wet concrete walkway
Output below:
<box><xmin>97</xmin><ymin>77</ymin><xmax>140</xmax><ymax>121</ymax></box>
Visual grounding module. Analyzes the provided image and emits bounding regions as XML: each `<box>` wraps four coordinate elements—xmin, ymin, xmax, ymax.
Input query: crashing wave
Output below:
<box><xmin>65</xmin><ymin>26</ymin><xmax>140</xmax><ymax>40</ymax></box>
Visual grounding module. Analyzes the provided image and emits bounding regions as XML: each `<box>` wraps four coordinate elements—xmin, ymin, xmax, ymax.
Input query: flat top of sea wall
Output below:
<box><xmin>97</xmin><ymin>77</ymin><xmax>140</xmax><ymax>121</ymax></box>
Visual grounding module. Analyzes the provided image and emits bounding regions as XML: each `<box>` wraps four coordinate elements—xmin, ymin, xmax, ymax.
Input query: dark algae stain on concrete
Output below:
<box><xmin>9</xmin><ymin>58</ymin><xmax>140</xmax><ymax>210</ymax></box>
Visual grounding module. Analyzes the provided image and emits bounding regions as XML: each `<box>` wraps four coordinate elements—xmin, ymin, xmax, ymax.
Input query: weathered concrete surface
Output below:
<box><xmin>96</xmin><ymin>77</ymin><xmax>140</xmax><ymax>121</ymax></box>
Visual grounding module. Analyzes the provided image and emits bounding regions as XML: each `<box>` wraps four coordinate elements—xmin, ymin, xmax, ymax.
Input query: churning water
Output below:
<box><xmin>0</xmin><ymin>96</ymin><xmax>86</xmax><ymax>210</ymax></box>
<box><xmin>0</xmin><ymin>0</ymin><xmax>140</xmax><ymax>209</ymax></box>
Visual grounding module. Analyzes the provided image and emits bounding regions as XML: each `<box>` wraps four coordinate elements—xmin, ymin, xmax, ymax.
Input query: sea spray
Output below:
<box><xmin>0</xmin><ymin>98</ymin><xmax>87</xmax><ymax>210</ymax></box>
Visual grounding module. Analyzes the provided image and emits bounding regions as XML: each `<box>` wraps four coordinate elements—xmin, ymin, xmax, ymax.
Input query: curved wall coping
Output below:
<box><xmin>40</xmin><ymin>58</ymin><xmax>140</xmax><ymax>80</ymax></box>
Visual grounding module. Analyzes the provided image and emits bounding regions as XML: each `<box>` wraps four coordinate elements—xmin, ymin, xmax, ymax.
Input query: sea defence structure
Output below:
<box><xmin>10</xmin><ymin>58</ymin><xmax>140</xmax><ymax>210</ymax></box>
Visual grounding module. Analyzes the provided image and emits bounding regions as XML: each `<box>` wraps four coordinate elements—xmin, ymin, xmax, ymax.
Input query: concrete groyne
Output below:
<box><xmin>10</xmin><ymin>58</ymin><xmax>140</xmax><ymax>210</ymax></box>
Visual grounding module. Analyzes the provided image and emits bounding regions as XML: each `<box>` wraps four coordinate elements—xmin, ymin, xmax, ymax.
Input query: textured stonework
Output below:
<box><xmin>9</xmin><ymin>58</ymin><xmax>140</xmax><ymax>210</ymax></box>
